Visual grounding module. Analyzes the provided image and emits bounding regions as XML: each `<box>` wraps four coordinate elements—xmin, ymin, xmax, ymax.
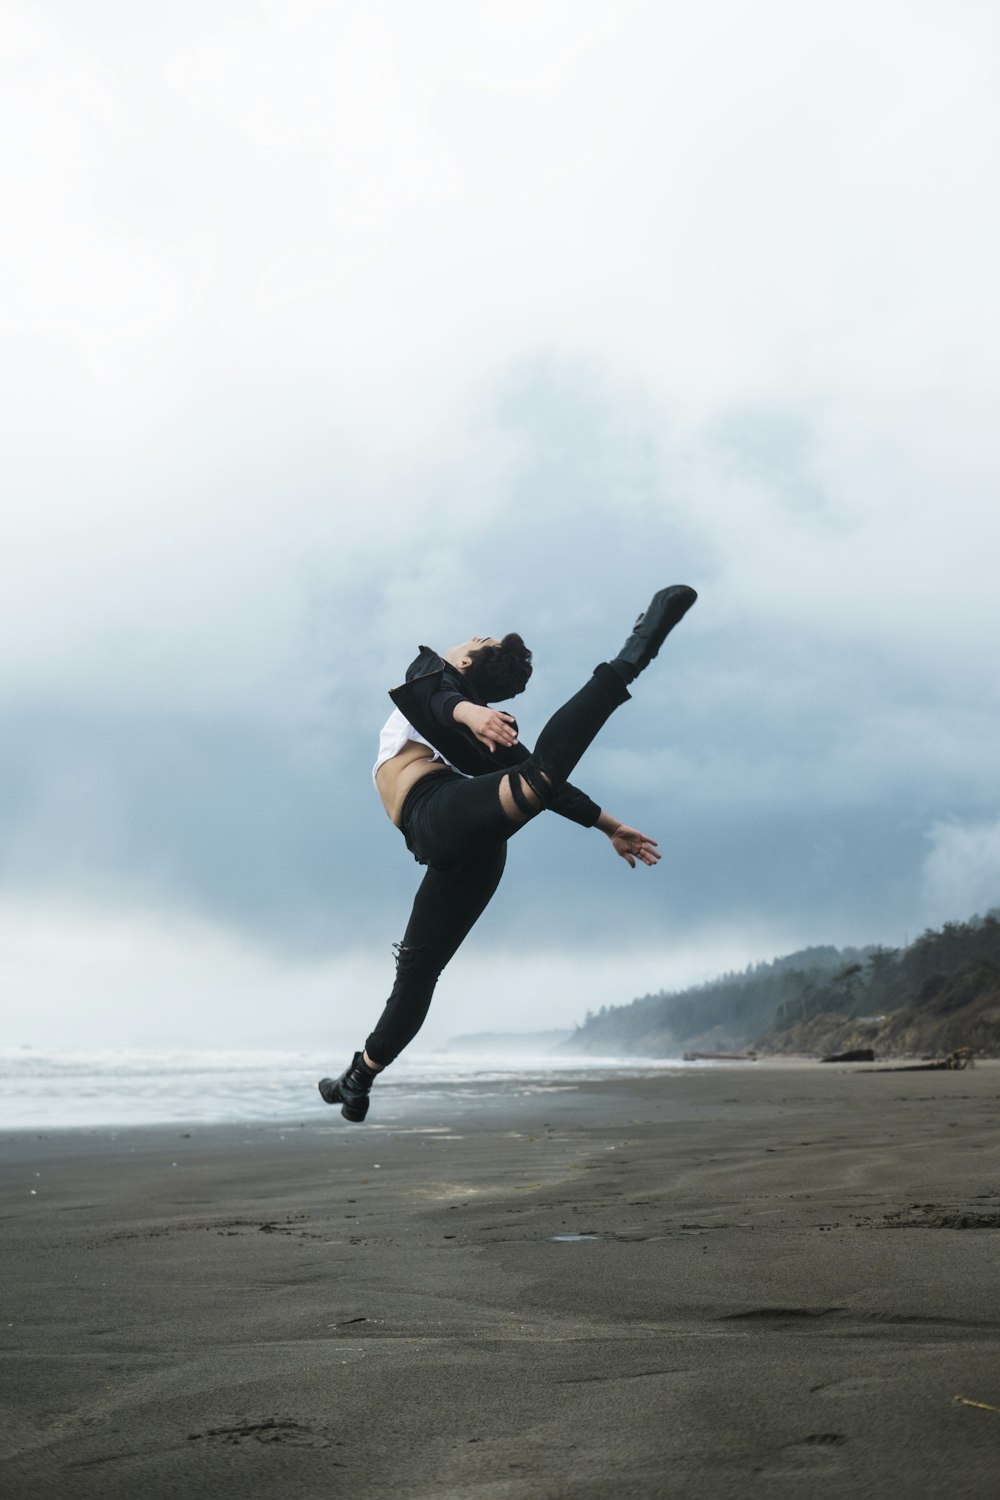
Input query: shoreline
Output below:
<box><xmin>5</xmin><ymin>1051</ymin><xmax>983</xmax><ymax>1137</ymax></box>
<box><xmin>4</xmin><ymin>1065</ymin><xmax>1000</xmax><ymax>1498</ymax></box>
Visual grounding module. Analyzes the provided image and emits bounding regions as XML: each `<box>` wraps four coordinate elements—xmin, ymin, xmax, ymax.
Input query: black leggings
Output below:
<box><xmin>365</xmin><ymin>663</ymin><xmax>630</xmax><ymax>1065</ymax></box>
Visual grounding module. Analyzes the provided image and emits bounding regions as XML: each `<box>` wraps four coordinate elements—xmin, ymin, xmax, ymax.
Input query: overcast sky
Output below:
<box><xmin>3</xmin><ymin>0</ymin><xmax>999</xmax><ymax>1053</ymax></box>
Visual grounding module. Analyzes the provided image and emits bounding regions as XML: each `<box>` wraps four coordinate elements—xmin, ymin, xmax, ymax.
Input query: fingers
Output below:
<box><xmin>615</xmin><ymin>833</ymin><xmax>661</xmax><ymax>868</ymax></box>
<box><xmin>490</xmin><ymin>714</ymin><xmax>517</xmax><ymax>747</ymax></box>
<box><xmin>626</xmin><ymin>829</ymin><xmax>659</xmax><ymax>865</ymax></box>
<box><xmin>471</xmin><ymin>709</ymin><xmax>518</xmax><ymax>751</ymax></box>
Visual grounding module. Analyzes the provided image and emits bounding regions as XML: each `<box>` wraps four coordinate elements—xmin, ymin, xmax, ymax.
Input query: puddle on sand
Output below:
<box><xmin>550</xmin><ymin>1233</ymin><xmax>602</xmax><ymax>1242</ymax></box>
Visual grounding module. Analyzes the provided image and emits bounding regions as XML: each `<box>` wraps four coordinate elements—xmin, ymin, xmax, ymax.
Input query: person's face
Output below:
<box><xmin>449</xmin><ymin>635</ymin><xmax>500</xmax><ymax>670</ymax></box>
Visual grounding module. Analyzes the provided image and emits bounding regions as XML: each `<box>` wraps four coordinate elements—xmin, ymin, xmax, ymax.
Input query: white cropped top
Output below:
<box><xmin>372</xmin><ymin>708</ymin><xmax>469</xmax><ymax>785</ymax></box>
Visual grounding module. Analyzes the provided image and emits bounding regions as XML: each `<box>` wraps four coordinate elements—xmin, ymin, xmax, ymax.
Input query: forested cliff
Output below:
<box><xmin>562</xmin><ymin>911</ymin><xmax>1000</xmax><ymax>1059</ymax></box>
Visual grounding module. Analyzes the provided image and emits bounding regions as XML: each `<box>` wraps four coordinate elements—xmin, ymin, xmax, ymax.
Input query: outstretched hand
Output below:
<box><xmin>609</xmin><ymin>824</ymin><xmax>660</xmax><ymax>869</ymax></box>
<box><xmin>453</xmin><ymin>701</ymin><xmax>519</xmax><ymax>752</ymax></box>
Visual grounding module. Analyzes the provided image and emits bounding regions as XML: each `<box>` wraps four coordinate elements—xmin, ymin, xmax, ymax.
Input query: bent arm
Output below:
<box><xmin>425</xmin><ymin>679</ymin><xmax>468</xmax><ymax>732</ymax></box>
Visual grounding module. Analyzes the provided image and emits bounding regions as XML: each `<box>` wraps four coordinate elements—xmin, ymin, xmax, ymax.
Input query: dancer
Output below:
<box><xmin>319</xmin><ymin>585</ymin><xmax>697</xmax><ymax>1120</ymax></box>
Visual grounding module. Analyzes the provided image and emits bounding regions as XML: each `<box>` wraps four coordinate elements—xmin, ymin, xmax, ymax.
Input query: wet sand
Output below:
<box><xmin>3</xmin><ymin>1062</ymin><xmax>1000</xmax><ymax>1499</ymax></box>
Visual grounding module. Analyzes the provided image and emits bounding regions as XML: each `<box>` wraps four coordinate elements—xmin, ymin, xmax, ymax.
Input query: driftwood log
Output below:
<box><xmin>682</xmin><ymin>1051</ymin><xmax>758</xmax><ymax>1062</ymax></box>
<box><xmin>870</xmin><ymin>1047</ymin><xmax>975</xmax><ymax>1074</ymax></box>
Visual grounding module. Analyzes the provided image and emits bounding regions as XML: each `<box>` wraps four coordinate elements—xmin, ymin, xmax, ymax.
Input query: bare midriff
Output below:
<box><xmin>375</xmin><ymin>741</ymin><xmax>453</xmax><ymax>828</ymax></box>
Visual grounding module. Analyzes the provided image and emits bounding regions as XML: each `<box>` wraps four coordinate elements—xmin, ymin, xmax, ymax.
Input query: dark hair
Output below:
<box><xmin>464</xmin><ymin>633</ymin><xmax>533</xmax><ymax>701</ymax></box>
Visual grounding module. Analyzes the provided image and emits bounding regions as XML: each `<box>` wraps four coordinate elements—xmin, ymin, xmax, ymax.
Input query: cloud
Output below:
<box><xmin>921</xmin><ymin>817</ymin><xmax>1000</xmax><ymax>926</ymax></box>
<box><xmin>2</xmin><ymin>2</ymin><xmax>999</xmax><ymax>1043</ymax></box>
<box><xmin>0</xmin><ymin>894</ymin><xmax>377</xmax><ymax>1051</ymax></box>
<box><xmin>0</xmin><ymin>891</ymin><xmax>798</xmax><ymax>1051</ymax></box>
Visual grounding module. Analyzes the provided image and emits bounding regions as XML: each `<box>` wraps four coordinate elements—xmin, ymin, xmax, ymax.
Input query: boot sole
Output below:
<box><xmin>624</xmin><ymin>586</ymin><xmax>697</xmax><ymax>669</ymax></box>
<box><xmin>636</xmin><ymin>585</ymin><xmax>697</xmax><ymax>635</ymax></box>
<box><xmin>318</xmin><ymin>1078</ymin><xmax>370</xmax><ymax>1122</ymax></box>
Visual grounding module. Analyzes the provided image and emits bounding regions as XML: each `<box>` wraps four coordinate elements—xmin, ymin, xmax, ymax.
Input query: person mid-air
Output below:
<box><xmin>319</xmin><ymin>584</ymin><xmax>697</xmax><ymax>1121</ymax></box>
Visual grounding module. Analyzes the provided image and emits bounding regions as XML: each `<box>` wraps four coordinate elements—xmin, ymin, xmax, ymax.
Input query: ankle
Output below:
<box><xmin>604</xmin><ymin>657</ymin><xmax>637</xmax><ymax>689</ymax></box>
<box><xmin>361</xmin><ymin>1050</ymin><xmax>383</xmax><ymax>1074</ymax></box>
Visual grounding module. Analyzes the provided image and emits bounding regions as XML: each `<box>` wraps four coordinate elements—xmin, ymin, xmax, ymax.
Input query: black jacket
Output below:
<box><xmin>388</xmin><ymin>647</ymin><xmax>601</xmax><ymax>828</ymax></box>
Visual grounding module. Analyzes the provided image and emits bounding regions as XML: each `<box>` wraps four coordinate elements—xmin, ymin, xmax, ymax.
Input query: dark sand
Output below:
<box><xmin>3</xmin><ymin>1062</ymin><xmax>1000</xmax><ymax>1499</ymax></box>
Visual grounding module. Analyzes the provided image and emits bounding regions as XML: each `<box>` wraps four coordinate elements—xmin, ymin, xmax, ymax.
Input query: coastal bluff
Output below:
<box><xmin>563</xmin><ymin>913</ymin><xmax>1000</xmax><ymax>1061</ymax></box>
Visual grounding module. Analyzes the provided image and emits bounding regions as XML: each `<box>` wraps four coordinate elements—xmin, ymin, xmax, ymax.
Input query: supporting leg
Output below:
<box><xmin>363</xmin><ymin>843</ymin><xmax>508</xmax><ymax>1067</ymax></box>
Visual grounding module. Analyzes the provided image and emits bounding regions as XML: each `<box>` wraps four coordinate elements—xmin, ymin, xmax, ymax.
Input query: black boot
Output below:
<box><xmin>318</xmin><ymin>1052</ymin><xmax>378</xmax><ymax>1122</ymax></box>
<box><xmin>612</xmin><ymin>585</ymin><xmax>697</xmax><ymax>681</ymax></box>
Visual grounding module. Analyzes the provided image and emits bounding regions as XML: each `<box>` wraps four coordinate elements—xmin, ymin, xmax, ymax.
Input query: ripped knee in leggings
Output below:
<box><xmin>393</xmin><ymin>940</ymin><xmax>422</xmax><ymax>971</ymax></box>
<box><xmin>393</xmin><ymin>941</ymin><xmax>445</xmax><ymax>984</ymax></box>
<box><xmin>499</xmin><ymin>764</ymin><xmax>554</xmax><ymax>824</ymax></box>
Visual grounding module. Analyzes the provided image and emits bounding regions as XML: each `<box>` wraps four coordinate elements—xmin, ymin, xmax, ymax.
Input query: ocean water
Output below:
<box><xmin>0</xmin><ymin>1048</ymin><xmax>687</xmax><ymax>1130</ymax></box>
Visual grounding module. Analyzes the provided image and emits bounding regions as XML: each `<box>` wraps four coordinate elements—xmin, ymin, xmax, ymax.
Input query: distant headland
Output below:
<box><xmin>561</xmin><ymin>910</ymin><xmax>1000</xmax><ymax>1062</ymax></box>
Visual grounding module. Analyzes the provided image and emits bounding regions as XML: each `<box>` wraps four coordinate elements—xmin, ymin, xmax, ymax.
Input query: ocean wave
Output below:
<box><xmin>0</xmin><ymin>1048</ymin><xmax>683</xmax><ymax>1129</ymax></box>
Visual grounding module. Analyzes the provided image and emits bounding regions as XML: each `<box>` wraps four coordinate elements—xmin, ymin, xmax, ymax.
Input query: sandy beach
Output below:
<box><xmin>3</xmin><ymin>1061</ymin><xmax>1000</xmax><ymax>1499</ymax></box>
